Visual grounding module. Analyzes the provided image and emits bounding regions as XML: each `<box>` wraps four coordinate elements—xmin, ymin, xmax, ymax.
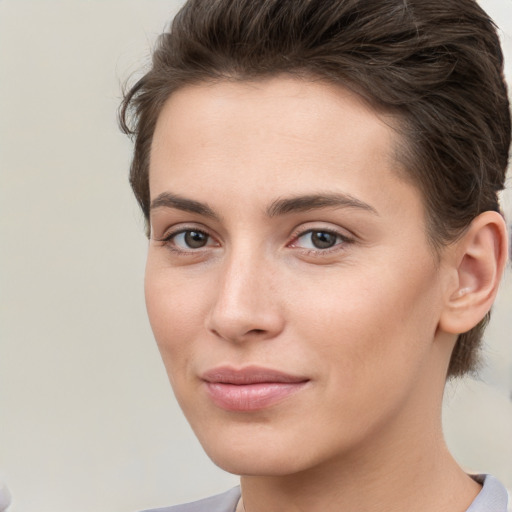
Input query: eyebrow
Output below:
<box><xmin>150</xmin><ymin>191</ymin><xmax>378</xmax><ymax>219</ymax></box>
<box><xmin>266</xmin><ymin>193</ymin><xmax>378</xmax><ymax>217</ymax></box>
<box><xmin>150</xmin><ymin>192</ymin><xmax>219</xmax><ymax>220</ymax></box>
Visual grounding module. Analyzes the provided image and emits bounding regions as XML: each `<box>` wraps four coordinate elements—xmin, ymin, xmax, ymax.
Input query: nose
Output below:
<box><xmin>205</xmin><ymin>250</ymin><xmax>285</xmax><ymax>343</ymax></box>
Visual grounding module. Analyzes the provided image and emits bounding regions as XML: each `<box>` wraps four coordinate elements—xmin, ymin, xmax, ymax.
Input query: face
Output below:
<box><xmin>146</xmin><ymin>77</ymin><xmax>453</xmax><ymax>477</ymax></box>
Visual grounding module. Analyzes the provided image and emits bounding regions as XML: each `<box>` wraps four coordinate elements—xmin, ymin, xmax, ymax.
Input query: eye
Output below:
<box><xmin>163</xmin><ymin>229</ymin><xmax>216</xmax><ymax>250</ymax></box>
<box><xmin>291</xmin><ymin>229</ymin><xmax>349</xmax><ymax>250</ymax></box>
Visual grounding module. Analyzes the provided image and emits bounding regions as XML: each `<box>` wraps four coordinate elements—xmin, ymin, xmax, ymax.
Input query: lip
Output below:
<box><xmin>201</xmin><ymin>366</ymin><xmax>309</xmax><ymax>412</ymax></box>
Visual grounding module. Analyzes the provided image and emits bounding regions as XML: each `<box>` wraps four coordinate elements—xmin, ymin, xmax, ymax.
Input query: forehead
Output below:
<box><xmin>149</xmin><ymin>76</ymin><xmax>423</xmax><ymax>227</ymax></box>
<box><xmin>151</xmin><ymin>76</ymin><xmax>399</xmax><ymax>162</ymax></box>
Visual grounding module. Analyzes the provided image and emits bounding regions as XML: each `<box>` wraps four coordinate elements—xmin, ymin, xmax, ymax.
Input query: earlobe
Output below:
<box><xmin>439</xmin><ymin>211</ymin><xmax>508</xmax><ymax>335</ymax></box>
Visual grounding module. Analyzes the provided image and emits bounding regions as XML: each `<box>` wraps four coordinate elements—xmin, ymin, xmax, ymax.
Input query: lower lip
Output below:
<box><xmin>204</xmin><ymin>381</ymin><xmax>308</xmax><ymax>411</ymax></box>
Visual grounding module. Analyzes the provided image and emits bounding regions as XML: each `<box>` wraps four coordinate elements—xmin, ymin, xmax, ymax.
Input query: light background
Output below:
<box><xmin>0</xmin><ymin>1</ymin><xmax>511</xmax><ymax>511</ymax></box>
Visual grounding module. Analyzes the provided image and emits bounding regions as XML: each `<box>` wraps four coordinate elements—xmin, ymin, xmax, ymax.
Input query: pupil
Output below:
<box><xmin>311</xmin><ymin>231</ymin><xmax>336</xmax><ymax>249</ymax></box>
<box><xmin>185</xmin><ymin>231</ymin><xmax>208</xmax><ymax>248</ymax></box>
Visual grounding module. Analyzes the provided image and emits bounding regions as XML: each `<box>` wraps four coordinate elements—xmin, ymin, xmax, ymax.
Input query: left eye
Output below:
<box><xmin>293</xmin><ymin>230</ymin><xmax>345</xmax><ymax>250</ymax></box>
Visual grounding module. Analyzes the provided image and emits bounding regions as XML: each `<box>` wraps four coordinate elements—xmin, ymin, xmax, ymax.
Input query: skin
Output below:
<box><xmin>145</xmin><ymin>77</ymin><xmax>486</xmax><ymax>512</ymax></box>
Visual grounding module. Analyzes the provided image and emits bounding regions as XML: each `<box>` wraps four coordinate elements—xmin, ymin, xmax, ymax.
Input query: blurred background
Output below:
<box><xmin>0</xmin><ymin>1</ymin><xmax>511</xmax><ymax>511</ymax></box>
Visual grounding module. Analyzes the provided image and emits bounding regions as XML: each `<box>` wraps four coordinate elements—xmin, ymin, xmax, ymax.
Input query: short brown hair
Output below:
<box><xmin>119</xmin><ymin>0</ymin><xmax>511</xmax><ymax>378</ymax></box>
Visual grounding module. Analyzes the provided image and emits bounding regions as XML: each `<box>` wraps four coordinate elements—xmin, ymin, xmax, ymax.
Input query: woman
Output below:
<box><xmin>120</xmin><ymin>0</ymin><xmax>510</xmax><ymax>511</ymax></box>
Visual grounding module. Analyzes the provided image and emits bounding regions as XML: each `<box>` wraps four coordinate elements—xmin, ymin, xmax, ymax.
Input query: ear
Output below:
<box><xmin>439</xmin><ymin>211</ymin><xmax>509</xmax><ymax>335</ymax></box>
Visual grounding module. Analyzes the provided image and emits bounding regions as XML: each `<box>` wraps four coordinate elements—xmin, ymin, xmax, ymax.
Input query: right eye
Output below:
<box><xmin>165</xmin><ymin>229</ymin><xmax>216</xmax><ymax>250</ymax></box>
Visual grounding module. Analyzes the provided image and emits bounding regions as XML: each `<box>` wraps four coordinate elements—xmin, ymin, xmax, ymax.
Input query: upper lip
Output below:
<box><xmin>201</xmin><ymin>365</ymin><xmax>309</xmax><ymax>385</ymax></box>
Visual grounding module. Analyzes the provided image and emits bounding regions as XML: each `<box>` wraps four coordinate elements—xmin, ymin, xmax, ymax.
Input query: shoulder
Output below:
<box><xmin>140</xmin><ymin>487</ymin><xmax>241</xmax><ymax>512</ymax></box>
<box><xmin>466</xmin><ymin>475</ymin><xmax>510</xmax><ymax>512</ymax></box>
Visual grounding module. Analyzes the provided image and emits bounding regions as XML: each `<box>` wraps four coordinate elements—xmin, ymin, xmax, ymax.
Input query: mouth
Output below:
<box><xmin>200</xmin><ymin>366</ymin><xmax>310</xmax><ymax>412</ymax></box>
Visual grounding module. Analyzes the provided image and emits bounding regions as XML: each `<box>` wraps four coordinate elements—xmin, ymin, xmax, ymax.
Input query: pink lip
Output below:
<box><xmin>201</xmin><ymin>366</ymin><xmax>309</xmax><ymax>412</ymax></box>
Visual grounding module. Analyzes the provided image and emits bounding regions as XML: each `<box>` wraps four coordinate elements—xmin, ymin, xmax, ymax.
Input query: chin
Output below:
<box><xmin>206</xmin><ymin>446</ymin><xmax>311</xmax><ymax>477</ymax></box>
<box><xmin>193</xmin><ymin>423</ymin><xmax>332</xmax><ymax>477</ymax></box>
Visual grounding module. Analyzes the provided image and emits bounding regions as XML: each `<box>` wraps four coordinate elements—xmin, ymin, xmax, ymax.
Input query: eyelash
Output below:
<box><xmin>156</xmin><ymin>227</ymin><xmax>217</xmax><ymax>255</ymax></box>
<box><xmin>156</xmin><ymin>226</ymin><xmax>354</xmax><ymax>257</ymax></box>
<box><xmin>288</xmin><ymin>228</ymin><xmax>353</xmax><ymax>255</ymax></box>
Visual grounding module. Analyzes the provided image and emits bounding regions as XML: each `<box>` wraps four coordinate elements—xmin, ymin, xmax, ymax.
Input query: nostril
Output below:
<box><xmin>209</xmin><ymin>326</ymin><xmax>268</xmax><ymax>341</ymax></box>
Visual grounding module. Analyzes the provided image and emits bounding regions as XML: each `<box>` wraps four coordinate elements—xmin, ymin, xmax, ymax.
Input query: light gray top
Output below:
<box><xmin>141</xmin><ymin>474</ymin><xmax>509</xmax><ymax>512</ymax></box>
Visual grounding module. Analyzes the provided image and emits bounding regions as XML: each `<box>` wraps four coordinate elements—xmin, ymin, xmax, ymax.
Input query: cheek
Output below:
<box><xmin>289</xmin><ymin>257</ymin><xmax>442</xmax><ymax>386</ymax></box>
<box><xmin>287</xmin><ymin>272</ymin><xmax>442</xmax><ymax>445</ymax></box>
<box><xmin>144</xmin><ymin>260</ymin><xmax>208</xmax><ymax>366</ymax></box>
